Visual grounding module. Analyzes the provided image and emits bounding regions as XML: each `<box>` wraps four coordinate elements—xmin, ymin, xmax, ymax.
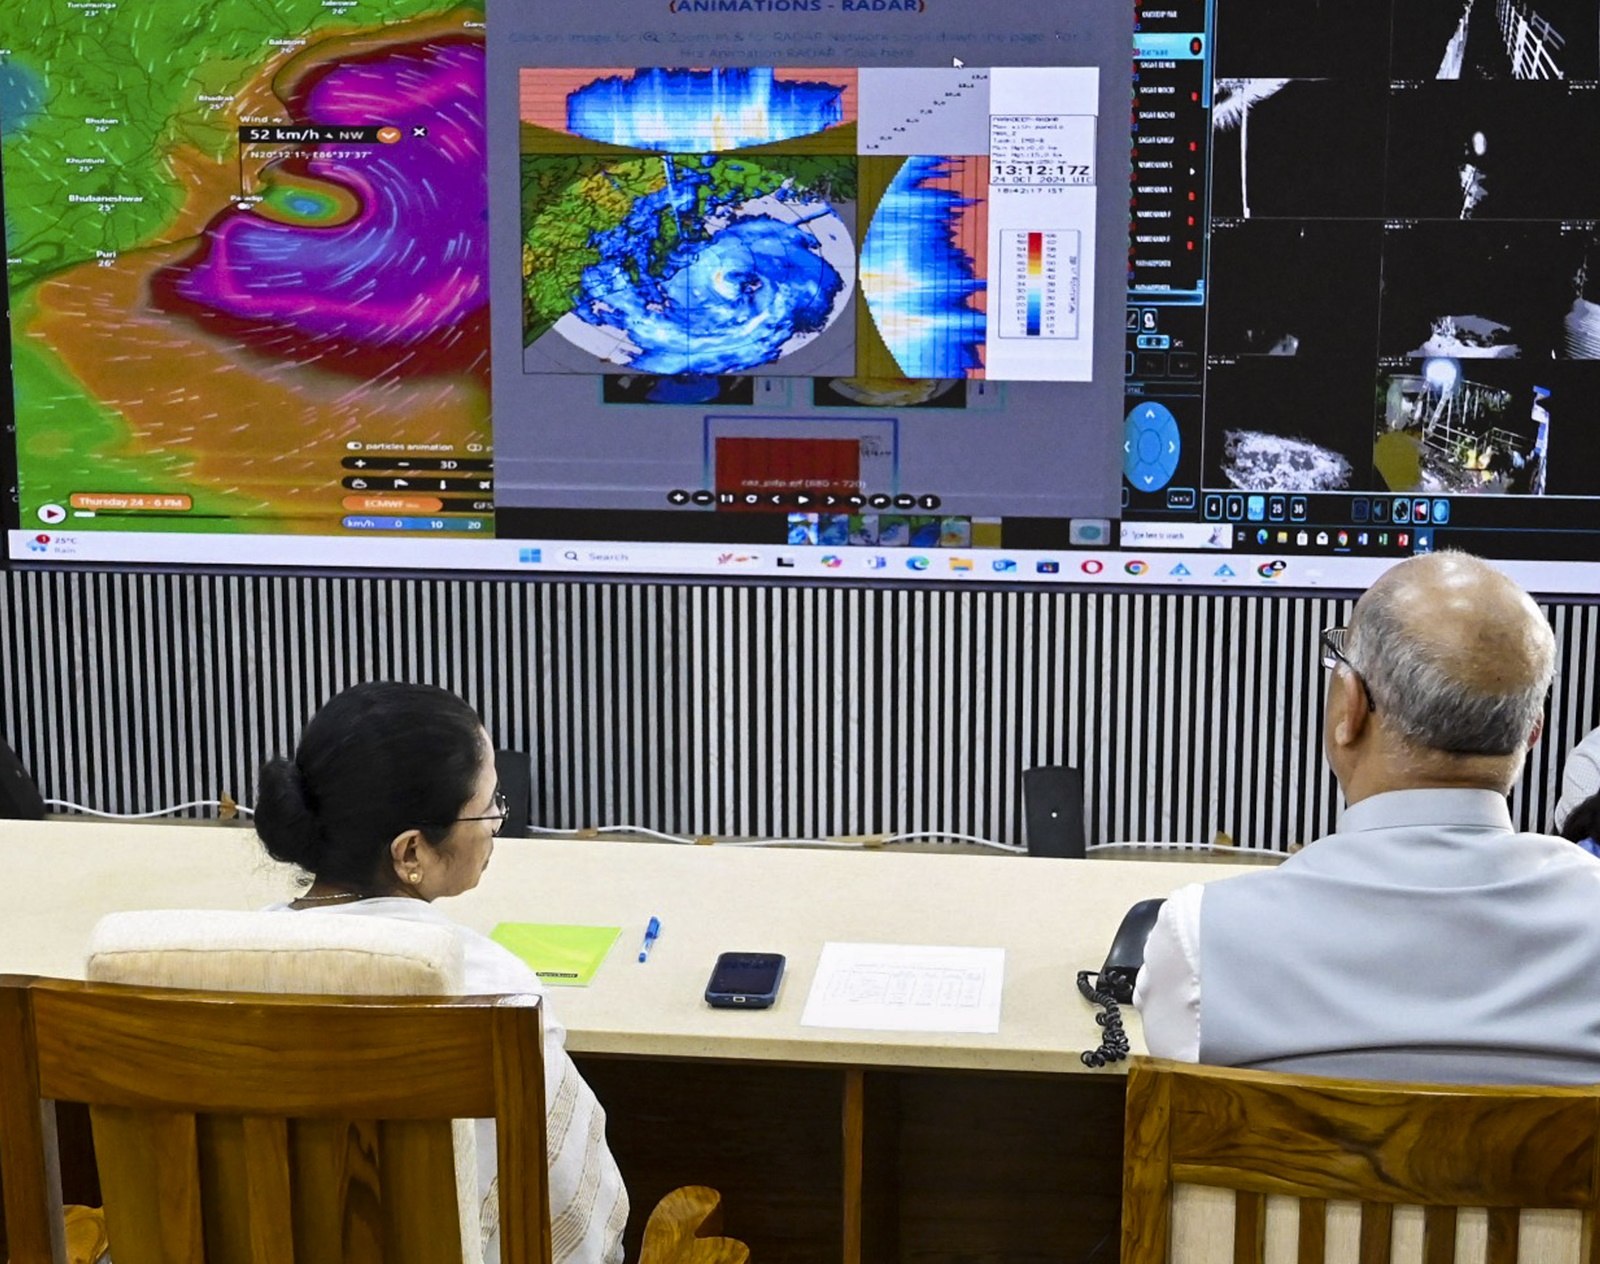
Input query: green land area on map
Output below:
<box><xmin>1</xmin><ymin>0</ymin><xmax>483</xmax><ymax>532</ymax></box>
<box><xmin>2</xmin><ymin>0</ymin><xmax>473</xmax><ymax>292</ymax></box>
<box><xmin>521</xmin><ymin>151</ymin><xmax>858</xmax><ymax>345</ymax></box>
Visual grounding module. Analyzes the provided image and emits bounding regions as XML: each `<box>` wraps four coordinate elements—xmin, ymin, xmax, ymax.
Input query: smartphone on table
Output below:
<box><xmin>705</xmin><ymin>952</ymin><xmax>786</xmax><ymax>1008</ymax></box>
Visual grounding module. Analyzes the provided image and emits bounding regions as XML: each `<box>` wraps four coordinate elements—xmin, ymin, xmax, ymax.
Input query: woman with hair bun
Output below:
<box><xmin>254</xmin><ymin>681</ymin><xmax>626</xmax><ymax>1264</ymax></box>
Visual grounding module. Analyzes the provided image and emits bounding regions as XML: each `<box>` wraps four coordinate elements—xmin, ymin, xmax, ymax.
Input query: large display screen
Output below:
<box><xmin>3</xmin><ymin>0</ymin><xmax>1599</xmax><ymax>594</ymax></box>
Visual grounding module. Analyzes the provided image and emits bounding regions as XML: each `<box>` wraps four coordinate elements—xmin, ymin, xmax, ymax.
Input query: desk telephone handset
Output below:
<box><xmin>1076</xmin><ymin>897</ymin><xmax>1166</xmax><ymax>1067</ymax></box>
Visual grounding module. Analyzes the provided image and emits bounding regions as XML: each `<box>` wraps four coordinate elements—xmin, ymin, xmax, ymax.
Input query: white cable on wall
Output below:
<box><xmin>44</xmin><ymin>797</ymin><xmax>254</xmax><ymax>820</ymax></box>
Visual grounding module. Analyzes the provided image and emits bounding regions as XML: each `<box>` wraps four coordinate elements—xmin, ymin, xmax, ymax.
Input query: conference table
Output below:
<box><xmin>0</xmin><ymin>820</ymin><xmax>1263</xmax><ymax>1262</ymax></box>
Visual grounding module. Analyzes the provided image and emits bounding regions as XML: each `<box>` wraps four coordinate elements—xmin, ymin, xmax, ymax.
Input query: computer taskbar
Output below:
<box><xmin>10</xmin><ymin>529</ymin><xmax>1599</xmax><ymax>596</ymax></box>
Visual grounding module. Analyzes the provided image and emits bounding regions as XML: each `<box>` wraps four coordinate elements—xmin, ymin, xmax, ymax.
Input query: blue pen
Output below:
<box><xmin>638</xmin><ymin>916</ymin><xmax>661</xmax><ymax>963</ymax></box>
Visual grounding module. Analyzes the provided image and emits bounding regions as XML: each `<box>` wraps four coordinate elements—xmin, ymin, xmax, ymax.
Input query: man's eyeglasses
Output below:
<box><xmin>1320</xmin><ymin>626</ymin><xmax>1376</xmax><ymax>712</ymax></box>
<box><xmin>452</xmin><ymin>787</ymin><xmax>509</xmax><ymax>836</ymax></box>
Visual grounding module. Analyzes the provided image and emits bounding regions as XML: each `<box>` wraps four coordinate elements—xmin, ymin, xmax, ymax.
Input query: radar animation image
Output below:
<box><xmin>518</xmin><ymin>67</ymin><xmax>859</xmax><ymax>378</ymax></box>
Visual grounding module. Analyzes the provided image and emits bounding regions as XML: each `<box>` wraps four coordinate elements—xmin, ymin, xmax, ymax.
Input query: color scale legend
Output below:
<box><xmin>998</xmin><ymin>228</ymin><xmax>1080</xmax><ymax>340</ymax></box>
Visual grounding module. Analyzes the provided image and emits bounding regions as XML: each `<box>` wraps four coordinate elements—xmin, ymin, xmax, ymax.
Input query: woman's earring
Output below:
<box><xmin>408</xmin><ymin>871</ymin><xmax>422</xmax><ymax>884</ymax></box>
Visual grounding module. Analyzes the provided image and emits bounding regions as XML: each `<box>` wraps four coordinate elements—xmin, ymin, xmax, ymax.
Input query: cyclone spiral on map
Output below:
<box><xmin>536</xmin><ymin>154</ymin><xmax>855</xmax><ymax>376</ymax></box>
<box><xmin>154</xmin><ymin>37</ymin><xmax>488</xmax><ymax>376</ymax></box>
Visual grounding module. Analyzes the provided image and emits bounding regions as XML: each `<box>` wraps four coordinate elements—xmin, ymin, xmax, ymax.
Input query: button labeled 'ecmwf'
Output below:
<box><xmin>342</xmin><ymin>496</ymin><xmax>445</xmax><ymax>513</ymax></box>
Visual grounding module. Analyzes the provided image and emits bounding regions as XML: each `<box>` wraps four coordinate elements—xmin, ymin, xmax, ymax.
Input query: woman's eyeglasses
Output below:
<box><xmin>449</xmin><ymin>787</ymin><xmax>509</xmax><ymax>836</ymax></box>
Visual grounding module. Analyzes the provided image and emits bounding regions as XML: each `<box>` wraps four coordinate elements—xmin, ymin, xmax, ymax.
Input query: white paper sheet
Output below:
<box><xmin>799</xmin><ymin>942</ymin><xmax>1005</xmax><ymax>1034</ymax></box>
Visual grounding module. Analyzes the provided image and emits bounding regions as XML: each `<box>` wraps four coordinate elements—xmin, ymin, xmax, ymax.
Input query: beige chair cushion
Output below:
<box><xmin>85</xmin><ymin>908</ymin><xmax>482</xmax><ymax>1264</ymax></box>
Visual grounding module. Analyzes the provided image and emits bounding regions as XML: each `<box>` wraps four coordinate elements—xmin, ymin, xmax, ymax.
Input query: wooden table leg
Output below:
<box><xmin>842</xmin><ymin>1070</ymin><xmax>899</xmax><ymax>1264</ymax></box>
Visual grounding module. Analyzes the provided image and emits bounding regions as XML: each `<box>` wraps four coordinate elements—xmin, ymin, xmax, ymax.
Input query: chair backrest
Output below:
<box><xmin>0</xmin><ymin>975</ymin><xmax>551</xmax><ymax>1264</ymax></box>
<box><xmin>84</xmin><ymin>907</ymin><xmax>486</xmax><ymax>1263</ymax></box>
<box><xmin>84</xmin><ymin>908</ymin><xmax>468</xmax><ymax>996</ymax></box>
<box><xmin>1122</xmin><ymin>1057</ymin><xmax>1600</xmax><ymax>1264</ymax></box>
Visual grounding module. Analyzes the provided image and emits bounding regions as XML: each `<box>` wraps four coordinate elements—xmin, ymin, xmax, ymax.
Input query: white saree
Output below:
<box><xmin>276</xmin><ymin>898</ymin><xmax>629</xmax><ymax>1264</ymax></box>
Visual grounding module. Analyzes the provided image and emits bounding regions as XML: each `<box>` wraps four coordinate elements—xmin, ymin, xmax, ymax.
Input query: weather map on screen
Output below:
<box><xmin>520</xmin><ymin>69</ymin><xmax>857</xmax><ymax>381</ymax></box>
<box><xmin>519</xmin><ymin>67</ymin><xmax>859</xmax><ymax>380</ymax></box>
<box><xmin>3</xmin><ymin>1</ymin><xmax>492</xmax><ymax>538</ymax></box>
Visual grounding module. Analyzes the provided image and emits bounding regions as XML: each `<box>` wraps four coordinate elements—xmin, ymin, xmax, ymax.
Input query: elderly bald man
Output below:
<box><xmin>1132</xmin><ymin>551</ymin><xmax>1600</xmax><ymax>1084</ymax></box>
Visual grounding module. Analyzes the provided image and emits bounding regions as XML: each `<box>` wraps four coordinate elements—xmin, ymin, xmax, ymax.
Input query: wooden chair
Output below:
<box><xmin>1122</xmin><ymin>1057</ymin><xmax>1600</xmax><ymax>1264</ymax></box>
<box><xmin>76</xmin><ymin>908</ymin><xmax>748</xmax><ymax>1264</ymax></box>
<box><xmin>0</xmin><ymin>975</ymin><xmax>746</xmax><ymax>1264</ymax></box>
<box><xmin>0</xmin><ymin>975</ymin><xmax>549</xmax><ymax>1264</ymax></box>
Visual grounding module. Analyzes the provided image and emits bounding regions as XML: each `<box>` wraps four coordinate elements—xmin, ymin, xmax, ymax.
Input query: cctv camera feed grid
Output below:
<box><xmin>0</xmin><ymin>0</ymin><xmax>1131</xmax><ymax>560</ymax></box>
<box><xmin>1123</xmin><ymin>0</ymin><xmax>1600</xmax><ymax>562</ymax></box>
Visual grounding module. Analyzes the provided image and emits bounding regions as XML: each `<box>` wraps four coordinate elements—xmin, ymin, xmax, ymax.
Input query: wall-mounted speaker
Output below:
<box><xmin>494</xmin><ymin>749</ymin><xmax>533</xmax><ymax>838</ymax></box>
<box><xmin>1023</xmin><ymin>765</ymin><xmax>1085</xmax><ymax>858</ymax></box>
<box><xmin>0</xmin><ymin>740</ymin><xmax>46</xmax><ymax>820</ymax></box>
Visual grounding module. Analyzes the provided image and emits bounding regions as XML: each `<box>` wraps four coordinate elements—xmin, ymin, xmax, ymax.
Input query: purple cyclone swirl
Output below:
<box><xmin>159</xmin><ymin>38</ymin><xmax>487</xmax><ymax>375</ymax></box>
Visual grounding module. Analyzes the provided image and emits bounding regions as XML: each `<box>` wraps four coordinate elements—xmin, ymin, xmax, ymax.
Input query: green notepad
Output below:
<box><xmin>490</xmin><ymin>923</ymin><xmax>621</xmax><ymax>986</ymax></box>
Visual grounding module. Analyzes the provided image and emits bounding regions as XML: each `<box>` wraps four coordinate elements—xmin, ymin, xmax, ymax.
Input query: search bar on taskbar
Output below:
<box><xmin>549</xmin><ymin>546</ymin><xmax>754</xmax><ymax>571</ymax></box>
<box><xmin>1118</xmin><ymin>522</ymin><xmax>1234</xmax><ymax>550</ymax></box>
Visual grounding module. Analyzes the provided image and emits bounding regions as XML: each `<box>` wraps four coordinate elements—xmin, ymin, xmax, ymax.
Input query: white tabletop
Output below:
<box><xmin>0</xmin><ymin>819</ymin><xmax>1252</xmax><ymax>1075</ymax></box>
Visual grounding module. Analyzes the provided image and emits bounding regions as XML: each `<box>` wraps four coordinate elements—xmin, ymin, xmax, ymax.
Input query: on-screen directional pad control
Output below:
<box><xmin>1123</xmin><ymin>402</ymin><xmax>1181</xmax><ymax>493</ymax></box>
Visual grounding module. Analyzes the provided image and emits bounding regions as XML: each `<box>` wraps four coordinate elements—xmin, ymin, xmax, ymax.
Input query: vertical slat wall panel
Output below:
<box><xmin>1</xmin><ymin>572</ymin><xmax>1595</xmax><ymax>848</ymax></box>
